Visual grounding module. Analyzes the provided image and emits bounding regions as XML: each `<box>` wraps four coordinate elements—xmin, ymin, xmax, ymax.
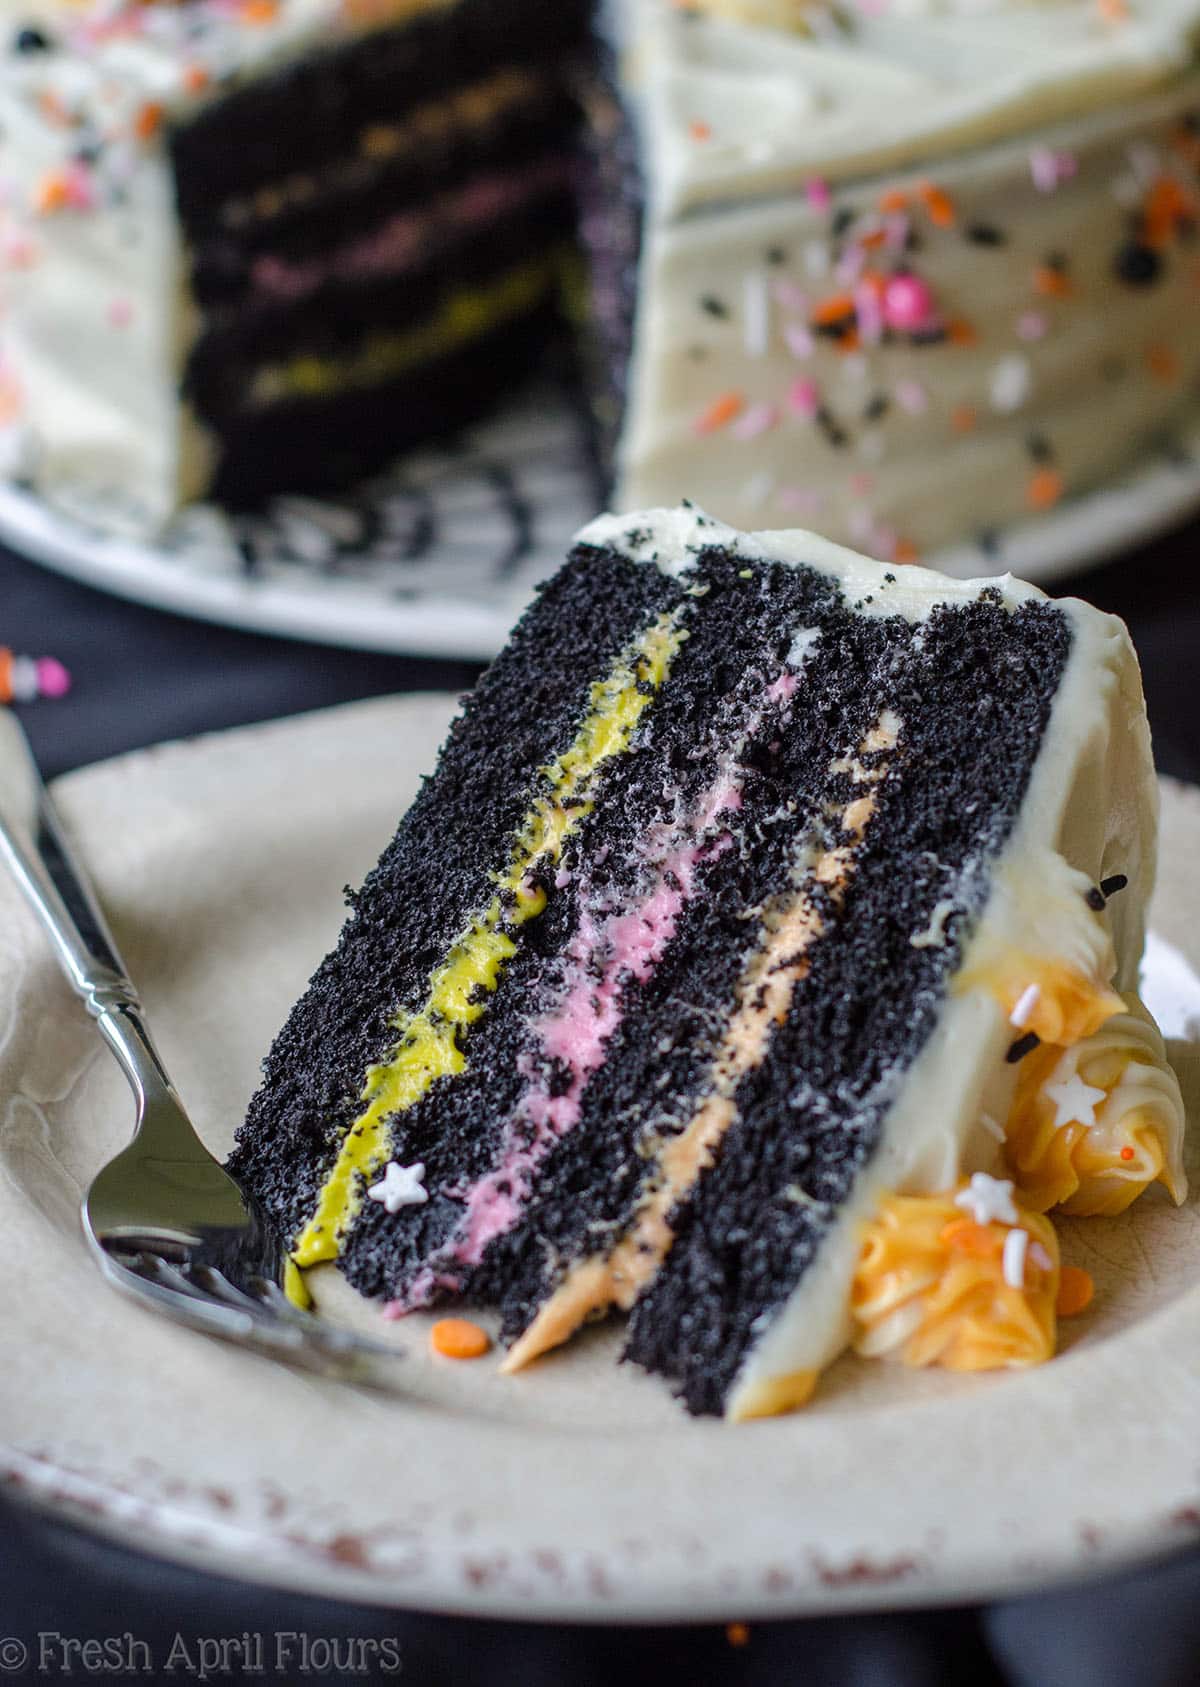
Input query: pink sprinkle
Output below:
<box><xmin>882</xmin><ymin>273</ymin><xmax>936</xmax><ymax>332</ymax></box>
<box><xmin>35</xmin><ymin>657</ymin><xmax>71</xmax><ymax>699</ymax></box>
<box><xmin>834</xmin><ymin>244</ymin><xmax>865</xmax><ymax>286</ymax></box>
<box><xmin>894</xmin><ymin>378</ymin><xmax>928</xmax><ymax>415</ymax></box>
<box><xmin>854</xmin><ymin>280</ymin><xmax>884</xmax><ymax>345</ymax></box>
<box><xmin>732</xmin><ymin>401</ymin><xmax>779</xmax><ymax>440</ymax></box>
<box><xmin>778</xmin><ymin>486</ymin><xmax>825</xmax><ymax>514</ymax></box>
<box><xmin>107</xmin><ymin>299</ymin><xmax>132</xmax><ymax>328</ymax></box>
<box><xmin>3</xmin><ymin>234</ymin><xmax>37</xmax><ymax>269</ymax></box>
<box><xmin>882</xmin><ymin>213</ymin><xmax>910</xmax><ymax>252</ymax></box>
<box><xmin>63</xmin><ymin>162</ymin><xmax>95</xmax><ymax>211</ymax></box>
<box><xmin>788</xmin><ymin>377</ymin><xmax>821</xmax><ymax>418</ymax></box>
<box><xmin>773</xmin><ymin>279</ymin><xmax>809</xmax><ymax>313</ymax></box>
<box><xmin>1016</xmin><ymin>311</ymin><xmax>1049</xmax><ymax>341</ymax></box>
<box><xmin>805</xmin><ymin>177</ymin><xmax>832</xmax><ymax>213</ymax></box>
<box><xmin>784</xmin><ymin>322</ymin><xmax>814</xmax><ymax>359</ymax></box>
<box><xmin>872</xmin><ymin>525</ymin><xmax>898</xmax><ymax>561</ymax></box>
<box><xmin>1029</xmin><ymin>147</ymin><xmax>1075</xmax><ymax>193</ymax></box>
<box><xmin>849</xmin><ymin>472</ymin><xmax>875</xmax><ymax>498</ymax></box>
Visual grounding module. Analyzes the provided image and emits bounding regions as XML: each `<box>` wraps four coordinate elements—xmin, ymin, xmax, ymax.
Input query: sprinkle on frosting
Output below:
<box><xmin>367</xmin><ymin>1160</ymin><xmax>429</xmax><ymax>1213</ymax></box>
<box><xmin>954</xmin><ymin>1172</ymin><xmax>1020</xmax><ymax>1227</ymax></box>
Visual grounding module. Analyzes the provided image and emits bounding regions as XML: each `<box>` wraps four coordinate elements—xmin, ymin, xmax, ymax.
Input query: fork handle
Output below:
<box><xmin>0</xmin><ymin>717</ymin><xmax>139</xmax><ymax>1019</ymax></box>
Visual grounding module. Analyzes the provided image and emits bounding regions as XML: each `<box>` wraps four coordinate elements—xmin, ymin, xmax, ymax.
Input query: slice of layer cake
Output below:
<box><xmin>231</xmin><ymin>505</ymin><xmax>1185</xmax><ymax>1419</ymax></box>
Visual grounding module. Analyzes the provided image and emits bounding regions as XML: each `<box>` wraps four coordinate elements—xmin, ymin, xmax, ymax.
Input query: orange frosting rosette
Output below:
<box><xmin>851</xmin><ymin>1184</ymin><xmax>1060</xmax><ymax>1374</ymax></box>
<box><xmin>1003</xmin><ymin>1003</ymin><xmax>1186</xmax><ymax>1217</ymax></box>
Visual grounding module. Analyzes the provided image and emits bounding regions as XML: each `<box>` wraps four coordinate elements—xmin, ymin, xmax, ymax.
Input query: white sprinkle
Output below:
<box><xmin>1029</xmin><ymin>1241</ymin><xmax>1054</xmax><ymax>1271</ymax></box>
<box><xmin>1009</xmin><ymin>983</ymin><xmax>1041</xmax><ymax>1029</ymax></box>
<box><xmin>1003</xmin><ymin>1227</ymin><xmax>1029</xmax><ymax>1289</ymax></box>
<box><xmin>367</xmin><ymin>1161</ymin><xmax>429</xmax><ymax>1213</ymax></box>
<box><xmin>743</xmin><ymin>270</ymin><xmax>770</xmax><ymax>358</ymax></box>
<box><xmin>803</xmin><ymin>240</ymin><xmax>831</xmax><ymax>279</ymax></box>
<box><xmin>979</xmin><ymin>1112</ymin><xmax>1007</xmax><ymax>1143</ymax></box>
<box><xmin>955</xmin><ymin>1172</ymin><xmax>1019</xmax><ymax>1227</ymax></box>
<box><xmin>990</xmin><ymin>355</ymin><xmax>1032</xmax><ymax>414</ymax></box>
<box><xmin>784</xmin><ymin>321</ymin><xmax>814</xmax><ymax>359</ymax></box>
<box><xmin>8</xmin><ymin>656</ymin><xmax>38</xmax><ymax>703</ymax></box>
<box><xmin>1045</xmin><ymin>1071</ymin><xmax>1108</xmax><ymax>1131</ymax></box>
<box><xmin>895</xmin><ymin>379</ymin><xmax>928</xmax><ymax>416</ymax></box>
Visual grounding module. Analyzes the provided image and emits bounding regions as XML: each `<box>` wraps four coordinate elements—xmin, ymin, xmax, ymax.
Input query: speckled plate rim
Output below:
<box><xmin>3</xmin><ymin>700</ymin><xmax>1200</xmax><ymax>1625</ymax></box>
<box><xmin>0</xmin><ymin>411</ymin><xmax>1198</xmax><ymax>660</ymax></box>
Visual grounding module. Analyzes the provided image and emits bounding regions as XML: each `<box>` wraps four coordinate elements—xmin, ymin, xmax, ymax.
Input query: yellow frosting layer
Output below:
<box><xmin>251</xmin><ymin>254</ymin><xmax>568</xmax><ymax>407</ymax></box>
<box><xmin>290</xmin><ymin>611</ymin><xmax>688</xmax><ymax>1271</ymax></box>
<box><xmin>852</xmin><ymin>1188</ymin><xmax>1060</xmax><ymax>1374</ymax></box>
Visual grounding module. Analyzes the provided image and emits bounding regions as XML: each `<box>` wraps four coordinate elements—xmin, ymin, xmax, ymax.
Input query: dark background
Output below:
<box><xmin>1</xmin><ymin>520</ymin><xmax>1199</xmax><ymax>1685</ymax></box>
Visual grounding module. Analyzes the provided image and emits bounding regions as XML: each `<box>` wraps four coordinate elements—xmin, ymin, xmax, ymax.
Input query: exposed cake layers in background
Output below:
<box><xmin>0</xmin><ymin>0</ymin><xmax>592</xmax><ymax>528</ymax></box>
<box><xmin>231</xmin><ymin>506</ymin><xmax>1185</xmax><ymax>1419</ymax></box>
<box><xmin>612</xmin><ymin>0</ymin><xmax>1200</xmax><ymax>561</ymax></box>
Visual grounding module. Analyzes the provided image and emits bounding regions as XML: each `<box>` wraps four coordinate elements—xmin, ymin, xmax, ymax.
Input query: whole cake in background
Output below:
<box><xmin>0</xmin><ymin>0</ymin><xmax>593</xmax><ymax>529</ymax></box>
<box><xmin>2</xmin><ymin>0</ymin><xmax>1199</xmax><ymax>561</ymax></box>
<box><xmin>230</xmin><ymin>505</ymin><xmax>1186</xmax><ymax>1420</ymax></box>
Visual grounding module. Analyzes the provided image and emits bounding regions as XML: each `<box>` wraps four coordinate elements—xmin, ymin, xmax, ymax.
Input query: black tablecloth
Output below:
<box><xmin>2</xmin><ymin>523</ymin><xmax>1199</xmax><ymax>1687</ymax></box>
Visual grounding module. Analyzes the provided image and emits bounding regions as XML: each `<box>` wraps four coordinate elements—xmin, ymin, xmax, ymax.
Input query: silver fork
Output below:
<box><xmin>0</xmin><ymin>715</ymin><xmax>401</xmax><ymax>1387</ymax></box>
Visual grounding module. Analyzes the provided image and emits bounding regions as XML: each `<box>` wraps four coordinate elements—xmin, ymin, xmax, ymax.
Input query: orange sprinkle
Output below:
<box><xmin>893</xmin><ymin>539</ymin><xmax>920</xmax><ymax>565</ymax></box>
<box><xmin>1033</xmin><ymin>265</ymin><xmax>1074</xmax><ymax>298</ymax></box>
<box><xmin>1144</xmin><ymin>177</ymin><xmax>1193</xmax><ymax>248</ymax></box>
<box><xmin>689</xmin><ymin>120</ymin><xmax>712</xmax><ymax>143</ymax></box>
<box><xmin>951</xmin><ymin>404</ymin><xmax>977</xmax><ymax>434</ymax></box>
<box><xmin>1146</xmin><ymin>344</ymin><xmax>1180</xmax><ymax>384</ymax></box>
<box><xmin>726</xmin><ymin>1624</ymin><xmax>750</xmax><ymax>1649</ymax></box>
<box><xmin>877</xmin><ymin>188</ymin><xmax>909</xmax><ymax>214</ymax></box>
<box><xmin>33</xmin><ymin>172</ymin><xmax>69</xmax><ymax>215</ymax></box>
<box><xmin>241</xmin><ymin>0</ymin><xmax>280</xmax><ymax>22</ymax></box>
<box><xmin>941</xmin><ymin>1218</ymin><xmax>1000</xmax><ymax>1258</ymax></box>
<box><xmin>695</xmin><ymin>391</ymin><xmax>745</xmax><ymax>434</ymax></box>
<box><xmin>1097</xmin><ymin>0</ymin><xmax>1129</xmax><ymax>20</ymax></box>
<box><xmin>182</xmin><ymin>63</ymin><xmax>211</xmax><ymax>95</ymax></box>
<box><xmin>134</xmin><ymin>101</ymin><xmax>164</xmax><ymax>141</ymax></box>
<box><xmin>947</xmin><ymin>316</ymin><xmax>977</xmax><ymax>347</ymax></box>
<box><xmin>1027</xmin><ymin>466</ymin><xmax>1064</xmax><ymax>511</ymax></box>
<box><xmin>918</xmin><ymin>181</ymin><xmax>956</xmax><ymax>228</ymax></box>
<box><xmin>1120</xmin><ymin>1145</ymin><xmax>1136</xmax><ymax>1162</ymax></box>
<box><xmin>430</xmin><ymin>1318</ymin><xmax>491</xmax><ymax>1360</ymax></box>
<box><xmin>1056</xmin><ymin>1266</ymin><xmax>1094</xmax><ymax>1317</ymax></box>
<box><xmin>0</xmin><ymin>649</ymin><xmax>11</xmax><ymax>705</ymax></box>
<box><xmin>811</xmin><ymin>292</ymin><xmax>857</xmax><ymax>327</ymax></box>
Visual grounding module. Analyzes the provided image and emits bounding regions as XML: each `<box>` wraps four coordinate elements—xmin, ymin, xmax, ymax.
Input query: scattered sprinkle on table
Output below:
<box><xmin>430</xmin><ymin>1318</ymin><xmax>491</xmax><ymax>1360</ymax></box>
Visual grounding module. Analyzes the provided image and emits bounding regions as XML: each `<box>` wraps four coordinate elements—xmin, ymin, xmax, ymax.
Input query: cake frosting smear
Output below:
<box><xmin>231</xmin><ymin>505</ymin><xmax>1186</xmax><ymax>1419</ymax></box>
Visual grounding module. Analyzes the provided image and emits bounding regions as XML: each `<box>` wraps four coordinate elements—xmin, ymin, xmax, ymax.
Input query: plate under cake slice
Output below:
<box><xmin>230</xmin><ymin>505</ymin><xmax>1186</xmax><ymax>1419</ymax></box>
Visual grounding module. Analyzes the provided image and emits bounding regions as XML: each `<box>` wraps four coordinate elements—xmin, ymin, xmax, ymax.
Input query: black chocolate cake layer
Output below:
<box><xmin>232</xmin><ymin>533</ymin><xmax>1070</xmax><ymax>1414</ymax></box>
<box><xmin>623</xmin><ymin>586</ymin><xmax>1070</xmax><ymax>1414</ymax></box>
<box><xmin>186</xmin><ymin>82</ymin><xmax>580</xmax><ymax>307</ymax></box>
<box><xmin>184</xmin><ymin>215</ymin><xmax>575</xmax><ymax>426</ymax></box>
<box><xmin>229</xmin><ymin>544</ymin><xmax>679</xmax><ymax>1234</ymax></box>
<box><xmin>169</xmin><ymin>0</ymin><xmax>594</xmax><ymax>226</ymax></box>
<box><xmin>206</xmin><ymin>301</ymin><xmax>565</xmax><ymax>506</ymax></box>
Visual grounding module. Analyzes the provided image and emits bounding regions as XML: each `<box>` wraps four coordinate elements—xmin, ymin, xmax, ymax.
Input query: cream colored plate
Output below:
<box><xmin>2</xmin><ymin>696</ymin><xmax>1200</xmax><ymax>1621</ymax></box>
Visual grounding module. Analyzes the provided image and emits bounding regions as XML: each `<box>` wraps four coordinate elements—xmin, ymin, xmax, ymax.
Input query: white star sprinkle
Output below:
<box><xmin>1044</xmin><ymin>1071</ymin><xmax>1108</xmax><ymax>1132</ymax></box>
<box><xmin>955</xmin><ymin>1172</ymin><xmax>1019</xmax><ymax>1227</ymax></box>
<box><xmin>367</xmin><ymin>1161</ymin><xmax>429</xmax><ymax>1214</ymax></box>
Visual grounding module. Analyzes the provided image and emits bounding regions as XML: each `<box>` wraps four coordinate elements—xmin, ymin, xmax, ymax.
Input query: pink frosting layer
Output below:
<box><xmin>250</xmin><ymin>158</ymin><xmax>571</xmax><ymax>304</ymax></box>
<box><xmin>380</xmin><ymin>672</ymin><xmax>803</xmax><ymax>1320</ymax></box>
